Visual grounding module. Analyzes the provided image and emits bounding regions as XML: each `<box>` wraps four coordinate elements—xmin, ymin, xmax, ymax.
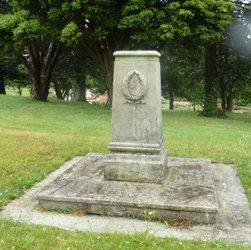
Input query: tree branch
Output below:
<box><xmin>44</xmin><ymin>42</ymin><xmax>56</xmax><ymax>71</ymax></box>
<box><xmin>20</xmin><ymin>54</ymin><xmax>32</xmax><ymax>75</ymax></box>
<box><xmin>44</xmin><ymin>42</ymin><xmax>62</xmax><ymax>79</ymax></box>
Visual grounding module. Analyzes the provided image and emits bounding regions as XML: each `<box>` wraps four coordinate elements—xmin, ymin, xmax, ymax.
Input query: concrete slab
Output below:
<box><xmin>0</xmin><ymin>156</ymin><xmax>250</xmax><ymax>246</ymax></box>
<box><xmin>37</xmin><ymin>154</ymin><xmax>218</xmax><ymax>224</ymax></box>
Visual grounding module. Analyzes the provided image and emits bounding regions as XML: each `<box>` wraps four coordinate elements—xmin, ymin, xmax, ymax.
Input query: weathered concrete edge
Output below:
<box><xmin>38</xmin><ymin>195</ymin><xmax>218</xmax><ymax>213</ymax></box>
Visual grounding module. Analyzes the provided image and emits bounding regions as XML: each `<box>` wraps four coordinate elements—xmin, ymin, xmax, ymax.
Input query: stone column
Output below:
<box><xmin>104</xmin><ymin>51</ymin><xmax>167</xmax><ymax>183</ymax></box>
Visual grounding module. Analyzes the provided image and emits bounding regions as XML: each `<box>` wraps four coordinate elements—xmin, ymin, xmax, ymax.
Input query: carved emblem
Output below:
<box><xmin>121</xmin><ymin>70</ymin><xmax>147</xmax><ymax>104</ymax></box>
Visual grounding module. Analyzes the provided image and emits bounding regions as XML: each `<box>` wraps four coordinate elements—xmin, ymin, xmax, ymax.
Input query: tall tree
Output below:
<box><xmin>217</xmin><ymin>43</ymin><xmax>251</xmax><ymax>111</ymax></box>
<box><xmin>218</xmin><ymin>0</ymin><xmax>251</xmax><ymax>111</ymax></box>
<box><xmin>0</xmin><ymin>0</ymin><xmax>234</xmax><ymax>102</ymax></box>
<box><xmin>0</xmin><ymin>0</ymin><xmax>74</xmax><ymax>100</ymax></box>
<box><xmin>170</xmin><ymin>0</ymin><xmax>234</xmax><ymax>117</ymax></box>
<box><xmin>56</xmin><ymin>0</ymin><xmax>233</xmax><ymax>104</ymax></box>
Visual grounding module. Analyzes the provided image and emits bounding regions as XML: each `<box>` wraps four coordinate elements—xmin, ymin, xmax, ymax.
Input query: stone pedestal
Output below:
<box><xmin>104</xmin><ymin>51</ymin><xmax>167</xmax><ymax>183</ymax></box>
<box><xmin>37</xmin><ymin>50</ymin><xmax>219</xmax><ymax>224</ymax></box>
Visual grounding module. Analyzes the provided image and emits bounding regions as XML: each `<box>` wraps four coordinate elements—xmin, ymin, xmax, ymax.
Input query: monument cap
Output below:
<box><xmin>113</xmin><ymin>50</ymin><xmax>161</xmax><ymax>57</ymax></box>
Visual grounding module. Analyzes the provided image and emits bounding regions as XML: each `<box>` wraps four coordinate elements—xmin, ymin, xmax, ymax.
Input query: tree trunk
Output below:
<box><xmin>42</xmin><ymin>73</ymin><xmax>52</xmax><ymax>100</ymax></box>
<box><xmin>169</xmin><ymin>89</ymin><xmax>174</xmax><ymax>110</ymax></box>
<box><xmin>29</xmin><ymin>73</ymin><xmax>51</xmax><ymax>101</ymax></box>
<box><xmin>226</xmin><ymin>92</ymin><xmax>233</xmax><ymax>111</ymax></box>
<box><xmin>71</xmin><ymin>75</ymin><xmax>86</xmax><ymax>102</ymax></box>
<box><xmin>167</xmin><ymin>80</ymin><xmax>174</xmax><ymax>110</ymax></box>
<box><xmin>21</xmin><ymin>40</ymin><xmax>62</xmax><ymax>101</ymax></box>
<box><xmin>0</xmin><ymin>77</ymin><xmax>6</xmax><ymax>94</ymax></box>
<box><xmin>18</xmin><ymin>86</ymin><xmax>22</xmax><ymax>96</ymax></box>
<box><xmin>53</xmin><ymin>81</ymin><xmax>63</xmax><ymax>99</ymax></box>
<box><xmin>63</xmin><ymin>87</ymin><xmax>71</xmax><ymax>101</ymax></box>
<box><xmin>202</xmin><ymin>44</ymin><xmax>218</xmax><ymax>117</ymax></box>
<box><xmin>220</xmin><ymin>79</ymin><xmax>226</xmax><ymax>111</ymax></box>
<box><xmin>29</xmin><ymin>75</ymin><xmax>50</xmax><ymax>101</ymax></box>
<box><xmin>30</xmin><ymin>72</ymin><xmax>44</xmax><ymax>101</ymax></box>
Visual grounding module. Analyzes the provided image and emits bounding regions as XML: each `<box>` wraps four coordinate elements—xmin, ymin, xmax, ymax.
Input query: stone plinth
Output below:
<box><xmin>104</xmin><ymin>148</ymin><xmax>167</xmax><ymax>183</ymax></box>
<box><xmin>37</xmin><ymin>154</ymin><xmax>218</xmax><ymax>224</ymax></box>
<box><xmin>105</xmin><ymin>51</ymin><xmax>167</xmax><ymax>183</ymax></box>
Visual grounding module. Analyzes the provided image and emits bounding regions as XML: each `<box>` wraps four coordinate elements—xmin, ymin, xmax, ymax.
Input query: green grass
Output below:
<box><xmin>0</xmin><ymin>220</ymin><xmax>245</xmax><ymax>250</ymax></box>
<box><xmin>0</xmin><ymin>95</ymin><xmax>250</xmax><ymax>250</ymax></box>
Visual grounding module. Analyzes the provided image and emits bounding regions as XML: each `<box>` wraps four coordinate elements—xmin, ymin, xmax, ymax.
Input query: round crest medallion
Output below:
<box><xmin>121</xmin><ymin>70</ymin><xmax>147</xmax><ymax>104</ymax></box>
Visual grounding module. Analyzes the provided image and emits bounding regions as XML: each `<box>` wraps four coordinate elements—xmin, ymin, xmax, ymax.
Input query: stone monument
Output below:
<box><xmin>105</xmin><ymin>51</ymin><xmax>167</xmax><ymax>183</ymax></box>
<box><xmin>37</xmin><ymin>51</ymin><xmax>218</xmax><ymax>224</ymax></box>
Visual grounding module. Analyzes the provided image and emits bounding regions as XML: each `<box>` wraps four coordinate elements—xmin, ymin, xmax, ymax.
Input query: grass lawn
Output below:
<box><xmin>0</xmin><ymin>95</ymin><xmax>250</xmax><ymax>250</ymax></box>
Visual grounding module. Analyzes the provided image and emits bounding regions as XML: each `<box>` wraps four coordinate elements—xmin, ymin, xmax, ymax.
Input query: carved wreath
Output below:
<box><xmin>121</xmin><ymin>70</ymin><xmax>148</xmax><ymax>104</ymax></box>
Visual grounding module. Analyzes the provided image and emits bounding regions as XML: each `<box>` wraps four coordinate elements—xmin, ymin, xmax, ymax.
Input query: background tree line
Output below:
<box><xmin>0</xmin><ymin>0</ymin><xmax>250</xmax><ymax>116</ymax></box>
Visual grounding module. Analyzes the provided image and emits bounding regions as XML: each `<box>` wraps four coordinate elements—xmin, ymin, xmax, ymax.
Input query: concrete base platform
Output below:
<box><xmin>37</xmin><ymin>153</ymin><xmax>218</xmax><ymax>224</ymax></box>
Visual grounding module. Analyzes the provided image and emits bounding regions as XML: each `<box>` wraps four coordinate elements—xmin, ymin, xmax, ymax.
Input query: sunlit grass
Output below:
<box><xmin>0</xmin><ymin>95</ymin><xmax>250</xmax><ymax>249</ymax></box>
<box><xmin>0</xmin><ymin>219</ymin><xmax>246</xmax><ymax>250</ymax></box>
